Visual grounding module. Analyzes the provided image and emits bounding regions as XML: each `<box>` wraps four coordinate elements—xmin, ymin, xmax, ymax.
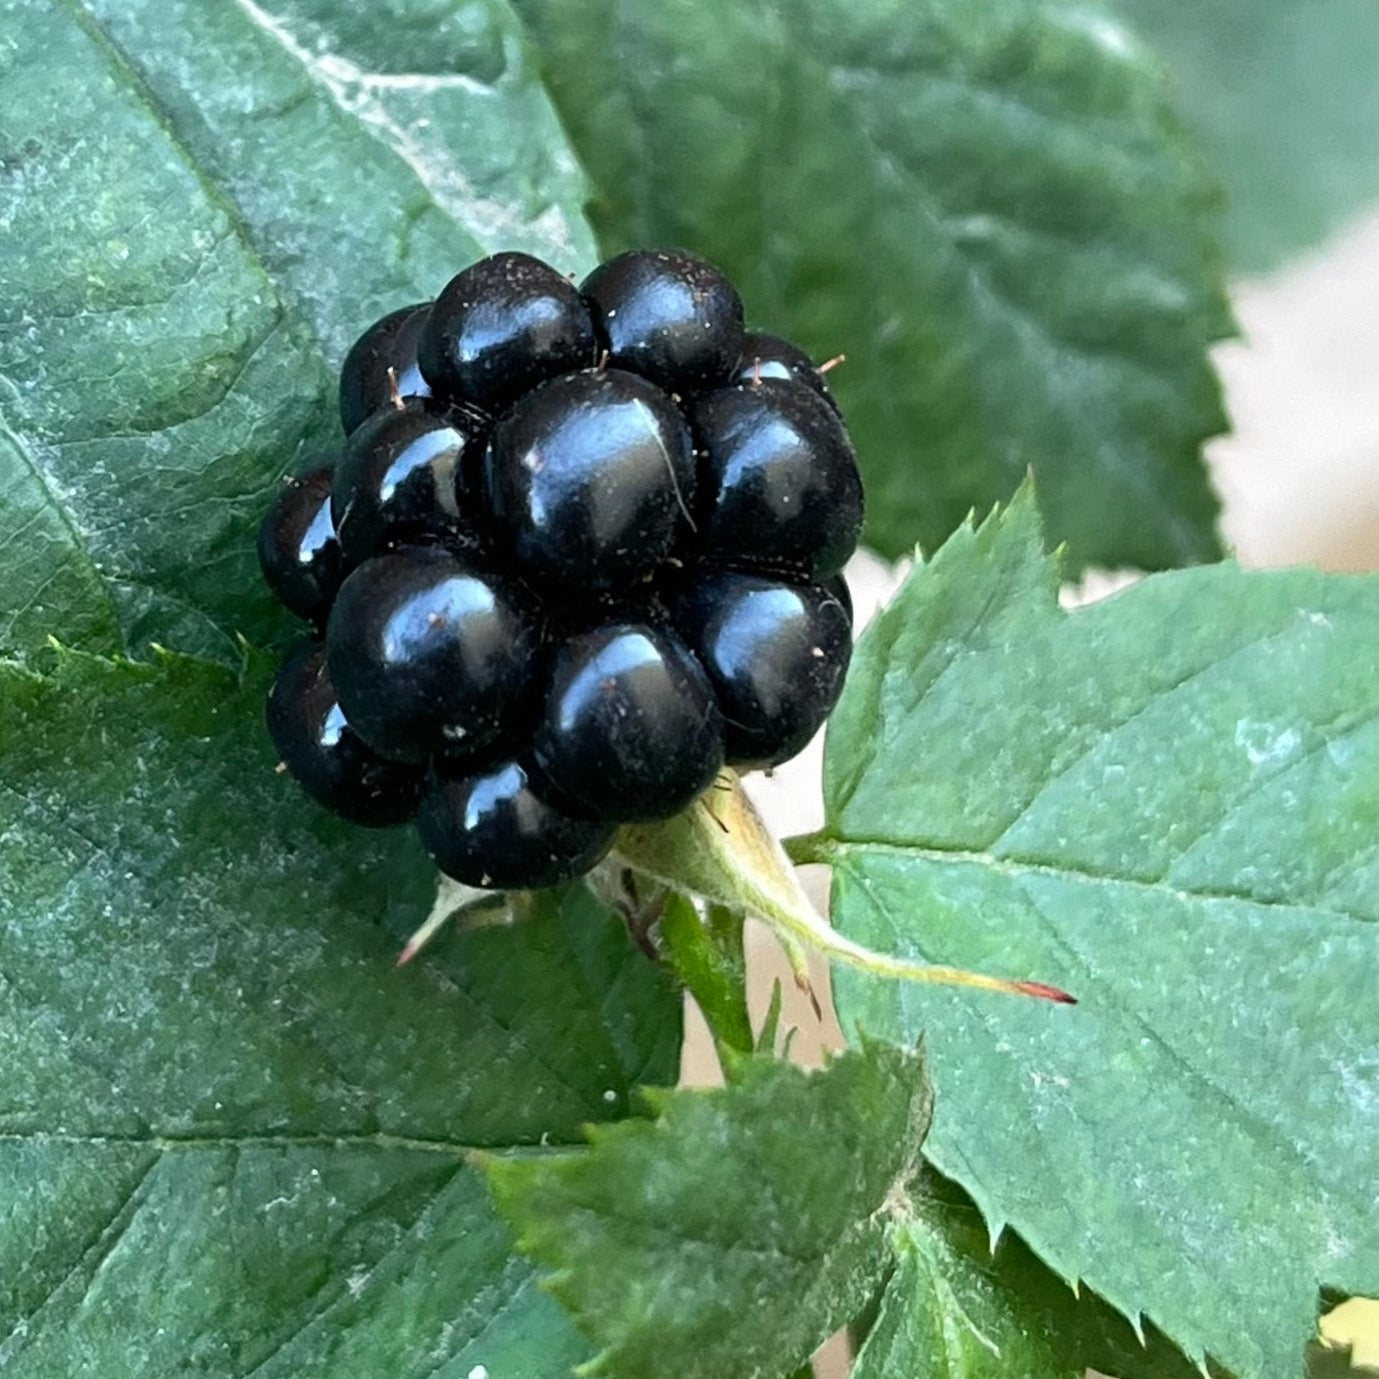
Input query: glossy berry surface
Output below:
<box><xmin>731</xmin><ymin>332</ymin><xmax>838</xmax><ymax>411</ymax></box>
<box><xmin>486</xmin><ymin>368</ymin><xmax>695</xmax><ymax>594</ymax></box>
<box><xmin>582</xmin><ymin>249</ymin><xmax>744</xmax><ymax>393</ymax></box>
<box><xmin>534</xmin><ymin>623</ymin><xmax>723</xmax><ymax>822</ymax></box>
<box><xmin>257</xmin><ymin>466</ymin><xmax>342</xmax><ymax>626</ymax></box>
<box><xmin>332</xmin><ymin>399</ymin><xmax>484</xmax><ymax>567</ymax></box>
<box><xmin>692</xmin><ymin>378</ymin><xmax>863</xmax><ymax>580</ymax></box>
<box><xmin>260</xmin><ymin>246</ymin><xmax>860</xmax><ymax>886</ymax></box>
<box><xmin>266</xmin><ymin>641</ymin><xmax>423</xmax><ymax>825</ymax></box>
<box><xmin>823</xmin><ymin>572</ymin><xmax>853</xmax><ymax>627</ymax></box>
<box><xmin>339</xmin><ymin>304</ymin><xmax>432</xmax><ymax>436</ymax></box>
<box><xmin>418</xmin><ymin>251</ymin><xmax>595</xmax><ymax>412</ymax></box>
<box><xmin>670</xmin><ymin>570</ymin><xmax>851</xmax><ymax>768</ymax></box>
<box><xmin>417</xmin><ymin>758</ymin><xmax>616</xmax><ymax>889</ymax></box>
<box><xmin>326</xmin><ymin>548</ymin><xmax>538</xmax><ymax>763</ymax></box>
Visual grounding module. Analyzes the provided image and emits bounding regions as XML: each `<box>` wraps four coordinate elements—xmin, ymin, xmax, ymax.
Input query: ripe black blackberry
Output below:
<box><xmin>261</xmin><ymin>247</ymin><xmax>861</xmax><ymax>891</ymax></box>
<box><xmin>266</xmin><ymin>642</ymin><xmax>424</xmax><ymax>826</ymax></box>
<box><xmin>485</xmin><ymin>367</ymin><xmax>695</xmax><ymax>596</ymax></box>
<box><xmin>332</xmin><ymin>398</ymin><xmax>486</xmax><ymax>566</ymax></box>
<box><xmin>258</xmin><ymin>466</ymin><xmax>342</xmax><ymax>626</ymax></box>
<box><xmin>338</xmin><ymin>303</ymin><xmax>432</xmax><ymax>436</ymax></box>
<box><xmin>668</xmin><ymin>570</ymin><xmax>851</xmax><ymax>769</ymax></box>
<box><xmin>690</xmin><ymin>379</ymin><xmax>862</xmax><ymax>580</ymax></box>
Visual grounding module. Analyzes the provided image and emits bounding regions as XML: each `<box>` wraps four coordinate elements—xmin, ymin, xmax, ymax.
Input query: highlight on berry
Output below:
<box><xmin>258</xmin><ymin>248</ymin><xmax>863</xmax><ymax>892</ymax></box>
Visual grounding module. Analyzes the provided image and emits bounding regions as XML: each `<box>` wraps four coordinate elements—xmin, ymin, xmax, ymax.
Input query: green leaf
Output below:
<box><xmin>490</xmin><ymin>1025</ymin><xmax>1201</xmax><ymax>1379</ymax></box>
<box><xmin>0</xmin><ymin>0</ymin><xmax>594</xmax><ymax>663</ymax></box>
<box><xmin>515</xmin><ymin>0</ymin><xmax>1230</xmax><ymax>572</ymax></box>
<box><xmin>820</xmin><ymin>487</ymin><xmax>1379</xmax><ymax>1379</ymax></box>
<box><xmin>488</xmin><ymin>1041</ymin><xmax>933</xmax><ymax>1379</ymax></box>
<box><xmin>0</xmin><ymin>649</ymin><xmax>681</xmax><ymax>1374</ymax></box>
<box><xmin>854</xmin><ymin>1175</ymin><xmax>1204</xmax><ymax>1379</ymax></box>
<box><xmin>1115</xmin><ymin>0</ymin><xmax>1379</xmax><ymax>272</ymax></box>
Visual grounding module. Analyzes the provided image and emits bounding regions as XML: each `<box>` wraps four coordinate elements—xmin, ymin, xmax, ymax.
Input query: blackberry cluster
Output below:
<box><xmin>259</xmin><ymin>249</ymin><xmax>861</xmax><ymax>890</ymax></box>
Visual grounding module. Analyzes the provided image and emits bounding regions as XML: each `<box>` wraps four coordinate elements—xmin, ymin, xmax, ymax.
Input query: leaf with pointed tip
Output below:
<box><xmin>0</xmin><ymin>649</ymin><xmax>680</xmax><ymax>1375</ymax></box>
<box><xmin>515</xmin><ymin>0</ymin><xmax>1230</xmax><ymax>572</ymax></box>
<box><xmin>491</xmin><ymin>1029</ymin><xmax>1212</xmax><ymax>1379</ymax></box>
<box><xmin>822</xmin><ymin>485</ymin><xmax>1379</xmax><ymax>1379</ymax></box>
<box><xmin>853</xmin><ymin>1174</ymin><xmax>1205</xmax><ymax>1379</ymax></box>
<box><xmin>619</xmin><ymin>779</ymin><xmax>1074</xmax><ymax>1003</ymax></box>
<box><xmin>0</xmin><ymin>0</ymin><xmax>593</xmax><ymax>663</ymax></box>
<box><xmin>488</xmin><ymin>1041</ymin><xmax>933</xmax><ymax>1379</ymax></box>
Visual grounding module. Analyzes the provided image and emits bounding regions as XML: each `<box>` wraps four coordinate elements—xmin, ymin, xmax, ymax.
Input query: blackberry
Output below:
<box><xmin>417</xmin><ymin>758</ymin><xmax>616</xmax><ymax>890</ymax></box>
<box><xmin>267</xmin><ymin>641</ymin><xmax>423</xmax><ymax>825</ymax></box>
<box><xmin>533</xmin><ymin>622</ymin><xmax>724</xmax><ymax>823</ymax></box>
<box><xmin>326</xmin><ymin>547</ymin><xmax>537</xmax><ymax>763</ymax></box>
<box><xmin>731</xmin><ymin>332</ymin><xmax>839</xmax><ymax>412</ymax></box>
<box><xmin>418</xmin><ymin>251</ymin><xmax>596</xmax><ymax>412</ymax></box>
<box><xmin>691</xmin><ymin>378</ymin><xmax>863</xmax><ymax>580</ymax></box>
<box><xmin>259</xmin><ymin>246</ymin><xmax>859</xmax><ymax>890</ymax></box>
<box><xmin>257</xmin><ymin>465</ymin><xmax>342</xmax><ymax>626</ymax></box>
<box><xmin>582</xmin><ymin>249</ymin><xmax>744</xmax><ymax>392</ymax></box>
<box><xmin>339</xmin><ymin>303</ymin><xmax>432</xmax><ymax>436</ymax></box>
<box><xmin>332</xmin><ymin>398</ymin><xmax>485</xmax><ymax>567</ymax></box>
<box><xmin>485</xmin><ymin>368</ymin><xmax>695</xmax><ymax>594</ymax></box>
<box><xmin>669</xmin><ymin>569</ymin><xmax>851</xmax><ymax>768</ymax></box>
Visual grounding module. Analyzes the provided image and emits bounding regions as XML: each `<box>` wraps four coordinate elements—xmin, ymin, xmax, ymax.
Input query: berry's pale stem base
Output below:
<box><xmin>615</xmin><ymin>775</ymin><xmax>1075</xmax><ymax>1004</ymax></box>
<box><xmin>396</xmin><ymin>876</ymin><xmax>510</xmax><ymax>965</ymax></box>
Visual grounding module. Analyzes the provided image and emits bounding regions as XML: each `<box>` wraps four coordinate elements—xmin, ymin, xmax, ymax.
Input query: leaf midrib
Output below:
<box><xmin>0</xmin><ymin>1130</ymin><xmax>564</xmax><ymax>1155</ymax></box>
<box><xmin>0</xmin><ymin>402</ymin><xmax>122</xmax><ymax>642</ymax></box>
<box><xmin>819</xmin><ymin>837</ymin><xmax>1375</xmax><ymax>929</ymax></box>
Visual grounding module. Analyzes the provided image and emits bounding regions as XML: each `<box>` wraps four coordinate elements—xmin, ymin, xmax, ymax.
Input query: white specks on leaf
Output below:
<box><xmin>1326</xmin><ymin>738</ymin><xmax>1357</xmax><ymax>769</ymax></box>
<box><xmin>1060</xmin><ymin>8</ymin><xmax>1140</xmax><ymax>62</ymax></box>
<box><xmin>1233</xmin><ymin>719</ymin><xmax>1302</xmax><ymax>768</ymax></box>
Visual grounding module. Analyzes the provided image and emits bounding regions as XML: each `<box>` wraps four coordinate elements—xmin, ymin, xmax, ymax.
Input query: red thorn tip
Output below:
<box><xmin>1015</xmin><ymin>980</ymin><xmax>1077</xmax><ymax>1005</ymax></box>
<box><xmin>395</xmin><ymin>941</ymin><xmax>419</xmax><ymax>968</ymax></box>
<box><xmin>818</xmin><ymin>352</ymin><xmax>846</xmax><ymax>374</ymax></box>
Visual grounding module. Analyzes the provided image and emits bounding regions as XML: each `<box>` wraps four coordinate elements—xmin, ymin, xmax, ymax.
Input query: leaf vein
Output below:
<box><xmin>0</xmin><ymin>1151</ymin><xmax>161</xmax><ymax>1358</ymax></box>
<box><xmin>829</xmin><ymin>840</ymin><xmax>1371</xmax><ymax>929</ymax></box>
